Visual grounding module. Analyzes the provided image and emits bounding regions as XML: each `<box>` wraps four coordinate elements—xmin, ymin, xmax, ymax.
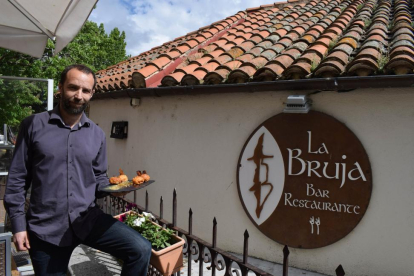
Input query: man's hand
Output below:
<box><xmin>13</xmin><ymin>231</ymin><xmax>30</xmax><ymax>251</ymax></box>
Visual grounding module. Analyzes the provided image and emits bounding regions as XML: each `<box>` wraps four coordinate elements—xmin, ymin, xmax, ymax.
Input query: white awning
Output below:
<box><xmin>0</xmin><ymin>0</ymin><xmax>98</xmax><ymax>58</ymax></box>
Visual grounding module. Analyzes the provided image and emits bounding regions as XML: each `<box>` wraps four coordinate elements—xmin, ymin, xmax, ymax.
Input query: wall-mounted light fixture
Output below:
<box><xmin>283</xmin><ymin>95</ymin><xmax>311</xmax><ymax>113</ymax></box>
<box><xmin>110</xmin><ymin>121</ymin><xmax>128</xmax><ymax>139</ymax></box>
<box><xmin>130</xmin><ymin>98</ymin><xmax>140</xmax><ymax>107</ymax></box>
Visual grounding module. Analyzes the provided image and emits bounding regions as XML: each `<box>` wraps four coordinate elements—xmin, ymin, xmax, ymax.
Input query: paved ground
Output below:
<box><xmin>68</xmin><ymin>245</ymin><xmax>328</xmax><ymax>276</ymax></box>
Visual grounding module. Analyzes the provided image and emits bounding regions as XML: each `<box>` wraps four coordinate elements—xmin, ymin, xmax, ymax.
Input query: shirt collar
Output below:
<box><xmin>49</xmin><ymin>105</ymin><xmax>91</xmax><ymax>128</ymax></box>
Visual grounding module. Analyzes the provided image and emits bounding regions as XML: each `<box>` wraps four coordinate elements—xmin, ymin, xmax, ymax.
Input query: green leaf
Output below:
<box><xmin>123</xmin><ymin>212</ymin><xmax>176</xmax><ymax>250</ymax></box>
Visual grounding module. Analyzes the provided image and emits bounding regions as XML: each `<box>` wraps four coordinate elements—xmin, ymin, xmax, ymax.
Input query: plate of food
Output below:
<box><xmin>101</xmin><ymin>169</ymin><xmax>154</xmax><ymax>193</ymax></box>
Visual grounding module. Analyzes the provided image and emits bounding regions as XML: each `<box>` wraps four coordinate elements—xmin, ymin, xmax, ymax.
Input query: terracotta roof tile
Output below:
<box><xmin>194</xmin><ymin>56</ymin><xmax>212</xmax><ymax>65</ymax></box>
<box><xmin>308</xmin><ymin>44</ymin><xmax>329</xmax><ymax>58</ymax></box>
<box><xmin>223</xmin><ymin>60</ymin><xmax>243</xmax><ymax>70</ymax></box>
<box><xmin>367</xmin><ymin>34</ymin><xmax>388</xmax><ymax>44</ymax></box>
<box><xmin>227</xmin><ymin>47</ymin><xmax>245</xmax><ymax>59</ymax></box>
<box><xmin>254</xmin><ymin>64</ymin><xmax>282</xmax><ymax>80</ymax></box>
<box><xmin>150</xmin><ymin>56</ymin><xmax>172</xmax><ymax>69</ymax></box>
<box><xmin>261</xmin><ymin>49</ymin><xmax>278</xmax><ymax>60</ymax></box>
<box><xmin>310</xmin><ymin>24</ymin><xmax>325</xmax><ymax>34</ymax></box>
<box><xmin>251</xmin><ymin>56</ymin><xmax>269</xmax><ymax>67</ymax></box>
<box><xmin>316</xmin><ymin>60</ymin><xmax>347</xmax><ymax>77</ymax></box>
<box><xmin>284</xmin><ymin>62</ymin><xmax>312</xmax><ymax>79</ymax></box>
<box><xmin>355</xmin><ymin>48</ymin><xmax>381</xmax><ymax>61</ymax></box>
<box><xmin>237</xmin><ymin>41</ymin><xmax>256</xmax><ymax>52</ymax></box>
<box><xmin>250</xmin><ymin>46</ymin><xmax>266</xmax><ymax>56</ymax></box>
<box><xmin>136</xmin><ymin>65</ymin><xmax>158</xmax><ymax>79</ymax></box>
<box><xmin>304</xmin><ymin>29</ymin><xmax>321</xmax><ymax>39</ymax></box>
<box><xmin>233</xmin><ymin>37</ymin><xmax>247</xmax><ymax>45</ymax></box>
<box><xmin>221</xmin><ymin>43</ymin><xmax>237</xmax><ymax>51</ymax></box>
<box><xmin>298</xmin><ymin>52</ymin><xmax>322</xmax><ymax>64</ymax></box>
<box><xmin>201</xmin><ymin>61</ymin><xmax>221</xmax><ymax>72</ymax></box>
<box><xmin>390</xmin><ymin>46</ymin><xmax>414</xmax><ymax>59</ymax></box>
<box><xmin>186</xmin><ymin>40</ymin><xmax>200</xmax><ymax>48</ymax></box>
<box><xmin>390</xmin><ymin>40</ymin><xmax>414</xmax><ymax>50</ymax></box>
<box><xmin>161</xmin><ymin>72</ymin><xmax>185</xmax><ymax>86</ymax></box>
<box><xmin>227</xmin><ymin>65</ymin><xmax>256</xmax><ymax>83</ymax></box>
<box><xmin>241</xmin><ymin>33</ymin><xmax>254</xmax><ymax>40</ymax></box>
<box><xmin>207</xmin><ymin>49</ymin><xmax>226</xmax><ymax>58</ymax></box>
<box><xmin>274</xmin><ymin>54</ymin><xmax>296</xmax><ymax>69</ymax></box>
<box><xmin>269</xmin><ymin>43</ymin><xmax>287</xmax><ymax>54</ymax></box>
<box><xmin>284</xmin><ymin>48</ymin><xmax>302</xmax><ymax>59</ymax></box>
<box><xmin>175</xmin><ymin>63</ymin><xmax>199</xmax><ymax>75</ymax></box>
<box><xmin>393</xmin><ymin>28</ymin><xmax>414</xmax><ymax>39</ymax></box>
<box><xmin>204</xmin><ymin>69</ymin><xmax>230</xmax><ymax>84</ymax></box>
<box><xmin>265</xmin><ymin>34</ymin><xmax>281</xmax><ymax>43</ymax></box>
<box><xmin>275</xmin><ymin>28</ymin><xmax>289</xmax><ymax>37</ymax></box>
<box><xmin>175</xmin><ymin>45</ymin><xmax>191</xmax><ymax>53</ymax></box>
<box><xmin>338</xmin><ymin>37</ymin><xmax>359</xmax><ymax>49</ymax></box>
<box><xmin>201</xmin><ymin>45</ymin><xmax>217</xmax><ymax>54</ymax></box>
<box><xmin>335</xmin><ymin>43</ymin><xmax>354</xmax><ymax>55</ymax></box>
<box><xmin>214</xmin><ymin>39</ymin><xmax>229</xmax><ymax>47</ymax></box>
<box><xmin>181</xmin><ymin>71</ymin><xmax>207</xmax><ymax>85</ymax></box>
<box><xmin>237</xmin><ymin>53</ymin><xmax>256</xmax><ymax>63</ymax></box>
<box><xmin>130</xmin><ymin>65</ymin><xmax>158</xmax><ymax>88</ymax></box>
<box><xmin>214</xmin><ymin>55</ymin><xmax>234</xmax><ymax>64</ymax></box>
<box><xmin>201</xmin><ymin>32</ymin><xmax>213</xmax><ymax>39</ymax></box>
<box><xmin>347</xmin><ymin>57</ymin><xmax>378</xmax><ymax>76</ymax></box>
<box><xmin>165</xmin><ymin>50</ymin><xmax>182</xmax><ymax>59</ymax></box>
<box><xmin>316</xmin><ymin>37</ymin><xmax>333</xmax><ymax>48</ymax></box>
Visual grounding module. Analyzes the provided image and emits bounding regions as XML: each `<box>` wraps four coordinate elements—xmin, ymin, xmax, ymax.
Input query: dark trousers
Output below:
<box><xmin>28</xmin><ymin>213</ymin><xmax>152</xmax><ymax>276</ymax></box>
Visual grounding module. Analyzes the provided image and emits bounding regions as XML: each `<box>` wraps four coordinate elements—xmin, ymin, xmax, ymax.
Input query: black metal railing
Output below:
<box><xmin>97</xmin><ymin>189</ymin><xmax>346</xmax><ymax>276</ymax></box>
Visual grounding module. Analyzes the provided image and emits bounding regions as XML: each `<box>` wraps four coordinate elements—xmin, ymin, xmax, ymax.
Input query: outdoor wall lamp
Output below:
<box><xmin>283</xmin><ymin>95</ymin><xmax>312</xmax><ymax>113</ymax></box>
<box><xmin>110</xmin><ymin>121</ymin><xmax>128</xmax><ymax>139</ymax></box>
<box><xmin>130</xmin><ymin>98</ymin><xmax>140</xmax><ymax>107</ymax></box>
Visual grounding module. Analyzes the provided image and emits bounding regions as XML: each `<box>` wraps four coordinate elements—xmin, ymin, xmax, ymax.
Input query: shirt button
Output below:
<box><xmin>70</xmin><ymin>210</ymin><xmax>73</xmax><ymax>213</ymax></box>
<box><xmin>70</xmin><ymin>177</ymin><xmax>72</xmax><ymax>180</ymax></box>
<box><xmin>70</xmin><ymin>144</ymin><xmax>72</xmax><ymax>147</ymax></box>
<box><xmin>70</xmin><ymin>193</ymin><xmax>73</xmax><ymax>196</ymax></box>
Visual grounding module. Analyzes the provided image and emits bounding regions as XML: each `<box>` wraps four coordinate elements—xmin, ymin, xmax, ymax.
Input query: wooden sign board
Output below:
<box><xmin>237</xmin><ymin>111</ymin><xmax>372</xmax><ymax>249</ymax></box>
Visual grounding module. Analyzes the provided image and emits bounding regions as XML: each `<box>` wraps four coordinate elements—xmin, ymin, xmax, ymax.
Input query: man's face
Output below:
<box><xmin>59</xmin><ymin>69</ymin><xmax>95</xmax><ymax>115</ymax></box>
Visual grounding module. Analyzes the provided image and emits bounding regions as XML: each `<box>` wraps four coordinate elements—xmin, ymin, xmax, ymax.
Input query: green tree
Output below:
<box><xmin>0</xmin><ymin>79</ymin><xmax>42</xmax><ymax>128</ymax></box>
<box><xmin>0</xmin><ymin>21</ymin><xmax>128</xmax><ymax>128</ymax></box>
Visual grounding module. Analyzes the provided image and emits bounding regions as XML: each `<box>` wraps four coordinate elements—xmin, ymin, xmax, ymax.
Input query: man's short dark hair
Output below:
<box><xmin>59</xmin><ymin>64</ymin><xmax>97</xmax><ymax>89</ymax></box>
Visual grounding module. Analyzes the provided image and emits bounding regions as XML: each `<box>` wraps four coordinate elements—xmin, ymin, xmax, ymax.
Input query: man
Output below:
<box><xmin>4</xmin><ymin>64</ymin><xmax>151</xmax><ymax>276</ymax></box>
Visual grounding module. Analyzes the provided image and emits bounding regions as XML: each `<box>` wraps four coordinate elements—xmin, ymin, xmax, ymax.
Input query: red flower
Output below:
<box><xmin>118</xmin><ymin>214</ymin><xmax>127</xmax><ymax>222</ymax></box>
<box><xmin>125</xmin><ymin>203</ymin><xmax>137</xmax><ymax>211</ymax></box>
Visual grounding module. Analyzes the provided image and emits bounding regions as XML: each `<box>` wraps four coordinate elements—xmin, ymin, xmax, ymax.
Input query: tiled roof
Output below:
<box><xmin>95</xmin><ymin>0</ymin><xmax>414</xmax><ymax>93</ymax></box>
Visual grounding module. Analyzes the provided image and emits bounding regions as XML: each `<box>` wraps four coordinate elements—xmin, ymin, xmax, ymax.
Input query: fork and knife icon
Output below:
<box><xmin>310</xmin><ymin>216</ymin><xmax>321</xmax><ymax>235</ymax></box>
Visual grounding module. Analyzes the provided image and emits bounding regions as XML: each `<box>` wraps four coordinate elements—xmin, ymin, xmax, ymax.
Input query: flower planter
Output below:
<box><xmin>149</xmin><ymin>233</ymin><xmax>184</xmax><ymax>275</ymax></box>
<box><xmin>114</xmin><ymin>211</ymin><xmax>185</xmax><ymax>276</ymax></box>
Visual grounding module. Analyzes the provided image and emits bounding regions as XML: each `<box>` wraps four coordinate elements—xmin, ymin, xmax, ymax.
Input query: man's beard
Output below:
<box><xmin>61</xmin><ymin>92</ymin><xmax>88</xmax><ymax>115</ymax></box>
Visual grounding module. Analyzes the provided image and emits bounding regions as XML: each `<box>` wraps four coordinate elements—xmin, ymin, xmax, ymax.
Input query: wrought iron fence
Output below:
<box><xmin>97</xmin><ymin>189</ymin><xmax>346</xmax><ymax>276</ymax></box>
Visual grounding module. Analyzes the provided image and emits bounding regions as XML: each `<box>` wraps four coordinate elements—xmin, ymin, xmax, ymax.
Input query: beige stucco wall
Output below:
<box><xmin>89</xmin><ymin>87</ymin><xmax>414</xmax><ymax>276</ymax></box>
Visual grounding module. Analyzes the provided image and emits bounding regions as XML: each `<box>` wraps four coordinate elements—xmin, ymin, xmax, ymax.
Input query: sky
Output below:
<box><xmin>89</xmin><ymin>0</ymin><xmax>276</xmax><ymax>57</ymax></box>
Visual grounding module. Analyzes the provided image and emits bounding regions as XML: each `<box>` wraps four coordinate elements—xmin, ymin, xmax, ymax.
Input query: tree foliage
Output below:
<box><xmin>0</xmin><ymin>79</ymin><xmax>42</xmax><ymax>127</ymax></box>
<box><xmin>0</xmin><ymin>21</ymin><xmax>129</xmax><ymax>128</ymax></box>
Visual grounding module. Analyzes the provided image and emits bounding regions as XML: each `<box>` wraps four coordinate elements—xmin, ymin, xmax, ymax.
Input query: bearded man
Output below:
<box><xmin>4</xmin><ymin>64</ymin><xmax>151</xmax><ymax>276</ymax></box>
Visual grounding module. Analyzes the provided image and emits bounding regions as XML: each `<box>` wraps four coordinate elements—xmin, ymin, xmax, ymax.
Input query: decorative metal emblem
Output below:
<box><xmin>237</xmin><ymin>111</ymin><xmax>372</xmax><ymax>249</ymax></box>
<box><xmin>247</xmin><ymin>133</ymin><xmax>274</xmax><ymax>218</ymax></box>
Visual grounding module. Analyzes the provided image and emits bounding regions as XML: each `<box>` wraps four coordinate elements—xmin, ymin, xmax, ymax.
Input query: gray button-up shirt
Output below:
<box><xmin>4</xmin><ymin>106</ymin><xmax>109</xmax><ymax>246</ymax></box>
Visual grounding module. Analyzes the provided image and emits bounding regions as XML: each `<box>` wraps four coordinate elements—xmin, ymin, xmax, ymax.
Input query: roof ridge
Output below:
<box><xmin>128</xmin><ymin>11</ymin><xmax>248</xmax><ymax>89</ymax></box>
<box><xmin>97</xmin><ymin>8</ymin><xmax>248</xmax><ymax>91</ymax></box>
<box><xmin>96</xmin><ymin>1</ymin><xmax>310</xmax><ymax>78</ymax></box>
